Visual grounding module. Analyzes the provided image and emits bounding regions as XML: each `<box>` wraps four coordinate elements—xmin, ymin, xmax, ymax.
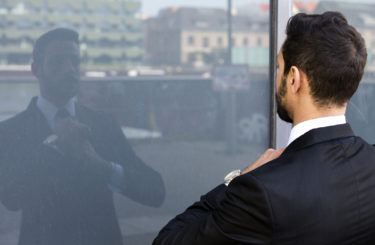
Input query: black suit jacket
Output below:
<box><xmin>0</xmin><ymin>97</ymin><xmax>165</xmax><ymax>245</ymax></box>
<box><xmin>153</xmin><ymin>124</ymin><xmax>375</xmax><ymax>245</ymax></box>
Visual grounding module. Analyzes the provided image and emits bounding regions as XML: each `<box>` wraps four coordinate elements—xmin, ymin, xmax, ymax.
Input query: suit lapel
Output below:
<box><xmin>75</xmin><ymin>103</ymin><xmax>94</xmax><ymax>127</ymax></box>
<box><xmin>74</xmin><ymin>103</ymin><xmax>104</xmax><ymax>153</ymax></box>
<box><xmin>21</xmin><ymin>98</ymin><xmax>67</xmax><ymax>167</ymax></box>
<box><xmin>23</xmin><ymin>97</ymin><xmax>53</xmax><ymax>144</ymax></box>
<box><xmin>284</xmin><ymin>124</ymin><xmax>355</xmax><ymax>154</ymax></box>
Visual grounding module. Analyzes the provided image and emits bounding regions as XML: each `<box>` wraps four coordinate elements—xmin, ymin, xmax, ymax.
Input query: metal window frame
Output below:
<box><xmin>269</xmin><ymin>0</ymin><xmax>293</xmax><ymax>148</ymax></box>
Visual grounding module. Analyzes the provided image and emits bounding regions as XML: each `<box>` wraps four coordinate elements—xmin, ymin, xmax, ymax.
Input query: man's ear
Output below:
<box><xmin>31</xmin><ymin>61</ymin><xmax>41</xmax><ymax>79</ymax></box>
<box><xmin>289</xmin><ymin>66</ymin><xmax>301</xmax><ymax>94</ymax></box>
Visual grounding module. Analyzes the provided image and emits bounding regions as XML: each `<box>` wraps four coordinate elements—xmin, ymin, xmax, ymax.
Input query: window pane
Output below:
<box><xmin>0</xmin><ymin>1</ymin><xmax>271</xmax><ymax>244</ymax></box>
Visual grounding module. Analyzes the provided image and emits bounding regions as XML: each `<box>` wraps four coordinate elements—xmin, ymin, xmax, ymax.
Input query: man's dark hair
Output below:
<box><xmin>282</xmin><ymin>11</ymin><xmax>367</xmax><ymax>106</ymax></box>
<box><xmin>33</xmin><ymin>28</ymin><xmax>79</xmax><ymax>63</ymax></box>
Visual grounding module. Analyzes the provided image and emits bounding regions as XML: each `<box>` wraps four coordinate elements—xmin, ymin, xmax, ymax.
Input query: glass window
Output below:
<box><xmin>188</xmin><ymin>35</ymin><xmax>195</xmax><ymax>45</ymax></box>
<box><xmin>93</xmin><ymin>4</ymin><xmax>113</xmax><ymax>15</ymax></box>
<box><xmin>54</xmin><ymin>3</ymin><xmax>75</xmax><ymax>15</ymax></box>
<box><xmin>202</xmin><ymin>36</ymin><xmax>210</xmax><ymax>47</ymax></box>
<box><xmin>0</xmin><ymin>1</ymin><xmax>272</xmax><ymax>245</ymax></box>
<box><xmin>231</xmin><ymin>36</ymin><xmax>236</xmax><ymax>46</ymax></box>
<box><xmin>217</xmin><ymin>36</ymin><xmax>223</xmax><ymax>46</ymax></box>
<box><xmin>243</xmin><ymin>37</ymin><xmax>249</xmax><ymax>46</ymax></box>
<box><xmin>15</xmin><ymin>18</ymin><xmax>34</xmax><ymax>29</ymax></box>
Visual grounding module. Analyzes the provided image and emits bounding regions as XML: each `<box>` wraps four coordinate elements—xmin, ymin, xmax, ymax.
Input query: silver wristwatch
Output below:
<box><xmin>224</xmin><ymin>169</ymin><xmax>241</xmax><ymax>186</ymax></box>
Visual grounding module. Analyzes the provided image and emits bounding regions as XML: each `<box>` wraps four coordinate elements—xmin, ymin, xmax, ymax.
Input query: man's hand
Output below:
<box><xmin>54</xmin><ymin>117</ymin><xmax>112</xmax><ymax>178</ymax></box>
<box><xmin>241</xmin><ymin>148</ymin><xmax>285</xmax><ymax>175</ymax></box>
<box><xmin>54</xmin><ymin>117</ymin><xmax>91</xmax><ymax>157</ymax></box>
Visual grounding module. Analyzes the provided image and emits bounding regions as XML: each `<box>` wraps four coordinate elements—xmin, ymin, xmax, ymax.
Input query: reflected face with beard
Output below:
<box><xmin>33</xmin><ymin>40</ymin><xmax>80</xmax><ymax>106</ymax></box>
<box><xmin>276</xmin><ymin>51</ymin><xmax>293</xmax><ymax>123</ymax></box>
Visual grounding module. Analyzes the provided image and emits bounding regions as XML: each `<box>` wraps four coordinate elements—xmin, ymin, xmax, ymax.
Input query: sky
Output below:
<box><xmin>140</xmin><ymin>0</ymin><xmax>375</xmax><ymax>16</ymax></box>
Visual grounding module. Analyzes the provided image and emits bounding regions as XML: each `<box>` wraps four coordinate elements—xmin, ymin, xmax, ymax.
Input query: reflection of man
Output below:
<box><xmin>0</xmin><ymin>28</ymin><xmax>165</xmax><ymax>245</ymax></box>
<box><xmin>153</xmin><ymin>12</ymin><xmax>375</xmax><ymax>245</ymax></box>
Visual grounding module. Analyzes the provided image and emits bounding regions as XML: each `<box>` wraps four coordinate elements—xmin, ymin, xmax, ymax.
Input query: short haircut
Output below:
<box><xmin>282</xmin><ymin>11</ymin><xmax>367</xmax><ymax>106</ymax></box>
<box><xmin>33</xmin><ymin>28</ymin><xmax>79</xmax><ymax>63</ymax></box>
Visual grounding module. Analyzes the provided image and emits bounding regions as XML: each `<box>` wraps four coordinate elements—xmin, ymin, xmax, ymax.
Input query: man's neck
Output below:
<box><xmin>40</xmin><ymin>92</ymin><xmax>73</xmax><ymax>108</ymax></box>
<box><xmin>292</xmin><ymin>105</ymin><xmax>347</xmax><ymax>126</ymax></box>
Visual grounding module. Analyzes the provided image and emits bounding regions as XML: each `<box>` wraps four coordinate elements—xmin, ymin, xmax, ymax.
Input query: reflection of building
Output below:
<box><xmin>145</xmin><ymin>7</ymin><xmax>269</xmax><ymax>69</ymax></box>
<box><xmin>0</xmin><ymin>0</ymin><xmax>143</xmax><ymax>70</ymax></box>
<box><xmin>314</xmin><ymin>1</ymin><xmax>375</xmax><ymax>71</ymax></box>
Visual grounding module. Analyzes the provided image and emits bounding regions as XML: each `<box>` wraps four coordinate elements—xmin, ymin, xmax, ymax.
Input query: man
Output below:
<box><xmin>153</xmin><ymin>12</ymin><xmax>375</xmax><ymax>245</ymax></box>
<box><xmin>0</xmin><ymin>28</ymin><xmax>165</xmax><ymax>245</ymax></box>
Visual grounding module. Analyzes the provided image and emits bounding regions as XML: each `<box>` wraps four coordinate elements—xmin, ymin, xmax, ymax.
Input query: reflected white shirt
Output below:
<box><xmin>37</xmin><ymin>96</ymin><xmax>76</xmax><ymax>129</ymax></box>
<box><xmin>287</xmin><ymin>115</ymin><xmax>346</xmax><ymax>146</ymax></box>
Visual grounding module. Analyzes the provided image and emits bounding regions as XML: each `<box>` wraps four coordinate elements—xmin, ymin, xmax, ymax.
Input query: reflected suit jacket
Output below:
<box><xmin>0</xmin><ymin>97</ymin><xmax>165</xmax><ymax>245</ymax></box>
<box><xmin>153</xmin><ymin>124</ymin><xmax>375</xmax><ymax>245</ymax></box>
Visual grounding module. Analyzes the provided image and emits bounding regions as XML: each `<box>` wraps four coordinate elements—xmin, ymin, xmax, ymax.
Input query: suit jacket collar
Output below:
<box><xmin>26</xmin><ymin>97</ymin><xmax>94</xmax><ymax>136</ymax></box>
<box><xmin>287</xmin><ymin>116</ymin><xmax>346</xmax><ymax>146</ymax></box>
<box><xmin>36</xmin><ymin>96</ymin><xmax>76</xmax><ymax>129</ymax></box>
<box><xmin>24</xmin><ymin>97</ymin><xmax>53</xmax><ymax>140</ymax></box>
<box><xmin>284</xmin><ymin>123</ymin><xmax>355</xmax><ymax>154</ymax></box>
<box><xmin>74</xmin><ymin>103</ymin><xmax>94</xmax><ymax>127</ymax></box>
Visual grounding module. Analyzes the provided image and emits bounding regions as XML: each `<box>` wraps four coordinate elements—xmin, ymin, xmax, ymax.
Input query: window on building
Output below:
<box><xmin>97</xmin><ymin>21</ymin><xmax>111</xmax><ymax>32</ymax></box>
<box><xmin>217</xmin><ymin>36</ymin><xmax>223</xmax><ymax>46</ymax></box>
<box><xmin>57</xmin><ymin>20</ymin><xmax>73</xmax><ymax>29</ymax></box>
<box><xmin>15</xmin><ymin>18</ymin><xmax>34</xmax><ymax>29</ymax></box>
<box><xmin>188</xmin><ymin>36</ymin><xmax>195</xmax><ymax>45</ymax></box>
<box><xmin>202</xmin><ymin>37</ymin><xmax>209</xmax><ymax>47</ymax></box>
<box><xmin>93</xmin><ymin>4</ymin><xmax>113</xmax><ymax>15</ymax></box>
<box><xmin>231</xmin><ymin>37</ymin><xmax>236</xmax><ymax>46</ymax></box>
<box><xmin>243</xmin><ymin>37</ymin><xmax>249</xmax><ymax>46</ymax></box>
<box><xmin>54</xmin><ymin>3</ymin><xmax>75</xmax><ymax>14</ymax></box>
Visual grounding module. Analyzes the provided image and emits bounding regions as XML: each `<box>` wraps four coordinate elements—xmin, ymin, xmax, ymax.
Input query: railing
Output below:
<box><xmin>0</xmin><ymin>74</ymin><xmax>271</xmax><ymax>144</ymax></box>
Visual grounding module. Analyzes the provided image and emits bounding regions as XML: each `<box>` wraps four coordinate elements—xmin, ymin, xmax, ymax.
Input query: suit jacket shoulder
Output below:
<box><xmin>154</xmin><ymin>124</ymin><xmax>375</xmax><ymax>245</ymax></box>
<box><xmin>248</xmin><ymin>124</ymin><xmax>375</xmax><ymax>244</ymax></box>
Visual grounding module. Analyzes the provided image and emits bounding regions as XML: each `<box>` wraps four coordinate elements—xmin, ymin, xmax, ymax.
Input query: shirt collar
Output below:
<box><xmin>287</xmin><ymin>115</ymin><xmax>346</xmax><ymax>146</ymax></box>
<box><xmin>36</xmin><ymin>96</ymin><xmax>76</xmax><ymax>129</ymax></box>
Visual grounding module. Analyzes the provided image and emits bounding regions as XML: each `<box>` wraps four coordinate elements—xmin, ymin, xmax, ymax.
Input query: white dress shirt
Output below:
<box><xmin>37</xmin><ymin>96</ymin><xmax>76</xmax><ymax>129</ymax></box>
<box><xmin>287</xmin><ymin>115</ymin><xmax>346</xmax><ymax>146</ymax></box>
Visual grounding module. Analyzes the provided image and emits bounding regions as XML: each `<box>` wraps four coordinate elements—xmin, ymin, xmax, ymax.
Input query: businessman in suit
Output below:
<box><xmin>153</xmin><ymin>11</ymin><xmax>375</xmax><ymax>245</ymax></box>
<box><xmin>0</xmin><ymin>28</ymin><xmax>165</xmax><ymax>245</ymax></box>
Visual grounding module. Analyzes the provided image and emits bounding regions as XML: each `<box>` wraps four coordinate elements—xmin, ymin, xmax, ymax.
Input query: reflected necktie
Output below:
<box><xmin>44</xmin><ymin>108</ymin><xmax>71</xmax><ymax>145</ymax></box>
<box><xmin>55</xmin><ymin>108</ymin><xmax>70</xmax><ymax>122</ymax></box>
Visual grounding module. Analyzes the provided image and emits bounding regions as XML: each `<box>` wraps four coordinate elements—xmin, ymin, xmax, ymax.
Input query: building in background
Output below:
<box><xmin>0</xmin><ymin>0</ymin><xmax>374</xmax><ymax>75</ymax></box>
<box><xmin>145</xmin><ymin>6</ymin><xmax>269</xmax><ymax>72</ymax></box>
<box><xmin>145</xmin><ymin>1</ymin><xmax>375</xmax><ymax>73</ymax></box>
<box><xmin>0</xmin><ymin>0</ymin><xmax>143</xmax><ymax>74</ymax></box>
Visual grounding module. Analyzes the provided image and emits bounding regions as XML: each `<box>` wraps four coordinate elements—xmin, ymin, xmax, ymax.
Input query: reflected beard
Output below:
<box><xmin>45</xmin><ymin>80</ymin><xmax>79</xmax><ymax>104</ymax></box>
<box><xmin>276</xmin><ymin>76</ymin><xmax>293</xmax><ymax>123</ymax></box>
<box><xmin>58</xmin><ymin>74</ymin><xmax>80</xmax><ymax>97</ymax></box>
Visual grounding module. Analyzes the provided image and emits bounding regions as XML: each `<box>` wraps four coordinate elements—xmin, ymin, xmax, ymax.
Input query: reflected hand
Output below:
<box><xmin>54</xmin><ymin>117</ymin><xmax>92</xmax><ymax>158</ymax></box>
<box><xmin>241</xmin><ymin>148</ymin><xmax>285</xmax><ymax>175</ymax></box>
<box><xmin>54</xmin><ymin>117</ymin><xmax>111</xmax><ymax>177</ymax></box>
